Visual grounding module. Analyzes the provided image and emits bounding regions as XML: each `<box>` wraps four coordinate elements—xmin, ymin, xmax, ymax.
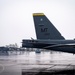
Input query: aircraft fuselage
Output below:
<box><xmin>22</xmin><ymin>39</ymin><xmax>75</xmax><ymax>53</ymax></box>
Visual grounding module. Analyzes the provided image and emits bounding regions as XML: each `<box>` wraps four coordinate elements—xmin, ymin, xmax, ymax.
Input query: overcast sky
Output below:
<box><xmin>0</xmin><ymin>0</ymin><xmax>75</xmax><ymax>47</ymax></box>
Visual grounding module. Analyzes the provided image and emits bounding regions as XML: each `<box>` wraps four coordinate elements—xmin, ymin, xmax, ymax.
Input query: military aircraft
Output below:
<box><xmin>22</xmin><ymin>13</ymin><xmax>75</xmax><ymax>53</ymax></box>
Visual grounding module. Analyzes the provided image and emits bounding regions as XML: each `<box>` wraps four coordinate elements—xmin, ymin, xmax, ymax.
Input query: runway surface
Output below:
<box><xmin>0</xmin><ymin>50</ymin><xmax>75</xmax><ymax>75</ymax></box>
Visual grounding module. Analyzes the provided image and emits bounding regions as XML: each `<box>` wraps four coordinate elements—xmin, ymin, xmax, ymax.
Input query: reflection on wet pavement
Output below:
<box><xmin>0</xmin><ymin>50</ymin><xmax>75</xmax><ymax>75</ymax></box>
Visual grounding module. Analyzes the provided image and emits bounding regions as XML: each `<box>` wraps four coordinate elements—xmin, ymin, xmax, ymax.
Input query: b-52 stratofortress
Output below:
<box><xmin>22</xmin><ymin>13</ymin><xmax>75</xmax><ymax>53</ymax></box>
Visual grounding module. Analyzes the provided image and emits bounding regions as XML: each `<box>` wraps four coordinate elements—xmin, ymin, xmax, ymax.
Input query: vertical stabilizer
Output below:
<box><xmin>33</xmin><ymin>13</ymin><xmax>65</xmax><ymax>40</ymax></box>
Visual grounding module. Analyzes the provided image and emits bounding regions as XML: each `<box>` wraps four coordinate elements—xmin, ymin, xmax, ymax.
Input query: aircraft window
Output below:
<box><xmin>31</xmin><ymin>40</ymin><xmax>34</xmax><ymax>42</ymax></box>
<box><xmin>28</xmin><ymin>40</ymin><xmax>32</xmax><ymax>42</ymax></box>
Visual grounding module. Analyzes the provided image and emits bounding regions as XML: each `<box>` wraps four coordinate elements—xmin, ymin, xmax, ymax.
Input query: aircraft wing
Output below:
<box><xmin>43</xmin><ymin>43</ymin><xmax>75</xmax><ymax>53</ymax></box>
<box><xmin>29</xmin><ymin>41</ymin><xmax>75</xmax><ymax>48</ymax></box>
<box><xmin>43</xmin><ymin>43</ymin><xmax>75</xmax><ymax>49</ymax></box>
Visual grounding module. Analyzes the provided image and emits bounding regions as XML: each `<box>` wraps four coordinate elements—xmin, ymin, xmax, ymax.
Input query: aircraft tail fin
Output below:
<box><xmin>33</xmin><ymin>13</ymin><xmax>65</xmax><ymax>40</ymax></box>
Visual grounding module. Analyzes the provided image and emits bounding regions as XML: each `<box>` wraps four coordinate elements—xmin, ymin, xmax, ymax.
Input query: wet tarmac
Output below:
<box><xmin>0</xmin><ymin>50</ymin><xmax>75</xmax><ymax>75</ymax></box>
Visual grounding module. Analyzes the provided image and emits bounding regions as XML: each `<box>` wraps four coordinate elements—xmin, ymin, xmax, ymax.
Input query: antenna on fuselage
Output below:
<box><xmin>31</xmin><ymin>37</ymin><xmax>34</xmax><ymax>40</ymax></box>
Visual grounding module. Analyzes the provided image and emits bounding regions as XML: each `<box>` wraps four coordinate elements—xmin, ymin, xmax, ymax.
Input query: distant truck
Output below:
<box><xmin>0</xmin><ymin>47</ymin><xmax>9</xmax><ymax>51</ymax></box>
